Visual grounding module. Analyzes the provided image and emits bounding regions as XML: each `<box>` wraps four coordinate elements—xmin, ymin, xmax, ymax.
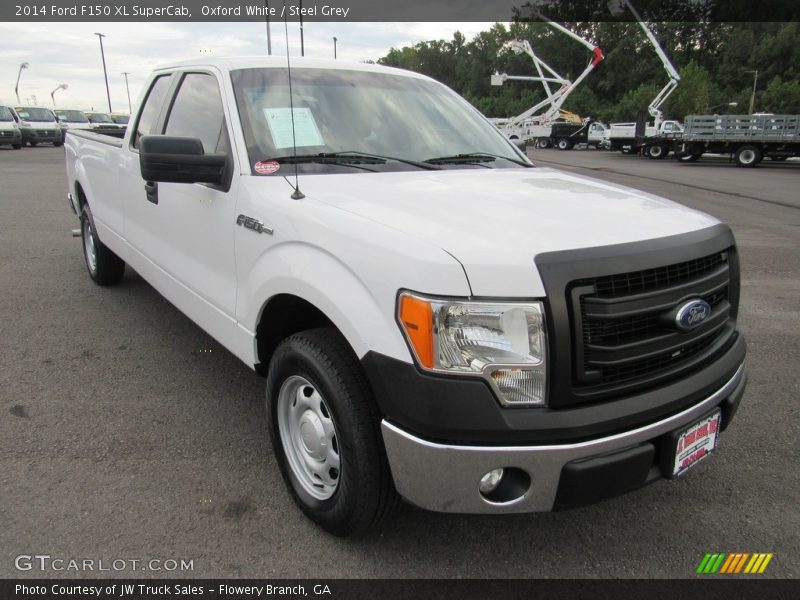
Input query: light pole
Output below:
<box><xmin>332</xmin><ymin>37</ymin><xmax>338</xmax><ymax>59</ymax></box>
<box><xmin>94</xmin><ymin>32</ymin><xmax>112</xmax><ymax>113</ymax></box>
<box><xmin>15</xmin><ymin>62</ymin><xmax>29</xmax><ymax>104</ymax></box>
<box><xmin>265</xmin><ymin>0</ymin><xmax>272</xmax><ymax>55</ymax></box>
<box><xmin>51</xmin><ymin>83</ymin><xmax>68</xmax><ymax>107</ymax></box>
<box><xmin>299</xmin><ymin>0</ymin><xmax>305</xmax><ymax>56</ymax></box>
<box><xmin>121</xmin><ymin>72</ymin><xmax>132</xmax><ymax>113</ymax></box>
<box><xmin>745</xmin><ymin>69</ymin><xmax>758</xmax><ymax>114</ymax></box>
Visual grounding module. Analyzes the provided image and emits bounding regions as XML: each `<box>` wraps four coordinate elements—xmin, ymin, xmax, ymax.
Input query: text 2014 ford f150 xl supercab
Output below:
<box><xmin>64</xmin><ymin>57</ymin><xmax>747</xmax><ymax>535</ymax></box>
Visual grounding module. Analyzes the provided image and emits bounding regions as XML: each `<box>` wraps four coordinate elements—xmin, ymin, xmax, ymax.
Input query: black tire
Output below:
<box><xmin>537</xmin><ymin>138</ymin><xmax>551</xmax><ymax>149</ymax></box>
<box><xmin>12</xmin><ymin>144</ymin><xmax>22</xmax><ymax>150</ymax></box>
<box><xmin>556</xmin><ymin>138</ymin><xmax>571</xmax><ymax>151</ymax></box>
<box><xmin>646</xmin><ymin>144</ymin><xmax>668</xmax><ymax>159</ymax></box>
<box><xmin>53</xmin><ymin>142</ymin><xmax>63</xmax><ymax>147</ymax></box>
<box><xmin>80</xmin><ymin>203</ymin><xmax>125</xmax><ymax>285</ymax></box>
<box><xmin>621</xmin><ymin>146</ymin><xmax>636</xmax><ymax>155</ymax></box>
<box><xmin>679</xmin><ymin>152</ymin><xmax>702</xmax><ymax>163</ymax></box>
<box><xmin>265</xmin><ymin>328</ymin><xmax>399</xmax><ymax>536</ymax></box>
<box><xmin>734</xmin><ymin>145</ymin><xmax>762</xmax><ymax>168</ymax></box>
<box><xmin>28</xmin><ymin>141</ymin><xmax>37</xmax><ymax>147</ymax></box>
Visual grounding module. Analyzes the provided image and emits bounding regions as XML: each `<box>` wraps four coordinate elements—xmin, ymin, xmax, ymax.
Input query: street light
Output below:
<box><xmin>121</xmin><ymin>72</ymin><xmax>132</xmax><ymax>113</ymax></box>
<box><xmin>51</xmin><ymin>83</ymin><xmax>68</xmax><ymax>107</ymax></box>
<box><xmin>745</xmin><ymin>69</ymin><xmax>758</xmax><ymax>114</ymax></box>
<box><xmin>332</xmin><ymin>36</ymin><xmax>338</xmax><ymax>59</ymax></box>
<box><xmin>15</xmin><ymin>62</ymin><xmax>29</xmax><ymax>104</ymax></box>
<box><xmin>94</xmin><ymin>32</ymin><xmax>112</xmax><ymax>113</ymax></box>
<box><xmin>709</xmin><ymin>101</ymin><xmax>738</xmax><ymax>114</ymax></box>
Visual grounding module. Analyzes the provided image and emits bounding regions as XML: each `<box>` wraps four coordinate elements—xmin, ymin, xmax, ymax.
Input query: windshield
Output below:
<box><xmin>231</xmin><ymin>67</ymin><xmax>527</xmax><ymax>174</ymax></box>
<box><xmin>55</xmin><ymin>110</ymin><xmax>89</xmax><ymax>123</ymax></box>
<box><xmin>16</xmin><ymin>107</ymin><xmax>55</xmax><ymax>122</ymax></box>
<box><xmin>0</xmin><ymin>107</ymin><xmax>14</xmax><ymax>122</ymax></box>
<box><xmin>87</xmin><ymin>113</ymin><xmax>114</xmax><ymax>123</ymax></box>
<box><xmin>112</xmin><ymin>114</ymin><xmax>129</xmax><ymax>124</ymax></box>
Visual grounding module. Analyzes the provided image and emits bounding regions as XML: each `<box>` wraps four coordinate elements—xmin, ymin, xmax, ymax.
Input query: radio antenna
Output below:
<box><xmin>284</xmin><ymin>0</ymin><xmax>304</xmax><ymax>199</ymax></box>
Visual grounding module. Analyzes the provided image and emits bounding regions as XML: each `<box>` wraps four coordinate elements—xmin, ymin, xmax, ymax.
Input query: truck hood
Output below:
<box><xmin>298</xmin><ymin>167</ymin><xmax>719</xmax><ymax>296</ymax></box>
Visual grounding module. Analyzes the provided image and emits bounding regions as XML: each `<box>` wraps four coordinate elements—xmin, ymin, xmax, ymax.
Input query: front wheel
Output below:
<box><xmin>266</xmin><ymin>328</ymin><xmax>399</xmax><ymax>536</ymax></box>
<box><xmin>12</xmin><ymin>143</ymin><xmax>22</xmax><ymax>150</ymax></box>
<box><xmin>53</xmin><ymin>141</ymin><xmax>63</xmax><ymax>147</ymax></box>
<box><xmin>80</xmin><ymin>203</ymin><xmax>125</xmax><ymax>285</ymax></box>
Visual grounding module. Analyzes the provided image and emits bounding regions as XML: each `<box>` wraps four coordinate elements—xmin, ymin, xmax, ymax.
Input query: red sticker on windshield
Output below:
<box><xmin>255</xmin><ymin>160</ymin><xmax>280</xmax><ymax>175</ymax></box>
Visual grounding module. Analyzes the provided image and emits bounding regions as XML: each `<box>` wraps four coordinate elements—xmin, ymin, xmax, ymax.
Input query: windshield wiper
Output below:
<box><xmin>276</xmin><ymin>151</ymin><xmax>441</xmax><ymax>171</ymax></box>
<box><xmin>424</xmin><ymin>152</ymin><xmax>533</xmax><ymax>167</ymax></box>
<box><xmin>272</xmin><ymin>153</ymin><xmax>382</xmax><ymax>172</ymax></box>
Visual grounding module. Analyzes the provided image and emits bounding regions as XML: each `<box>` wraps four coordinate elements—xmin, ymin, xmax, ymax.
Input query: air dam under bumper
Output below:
<box><xmin>381</xmin><ymin>363</ymin><xmax>745</xmax><ymax>513</ymax></box>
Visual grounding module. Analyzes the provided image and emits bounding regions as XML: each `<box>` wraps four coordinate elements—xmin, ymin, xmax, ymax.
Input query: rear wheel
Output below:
<box><xmin>266</xmin><ymin>328</ymin><xmax>399</xmax><ymax>536</ymax></box>
<box><xmin>80</xmin><ymin>203</ymin><xmax>125</xmax><ymax>285</ymax></box>
<box><xmin>536</xmin><ymin>138</ymin><xmax>551</xmax><ymax>149</ymax></box>
<box><xmin>734</xmin><ymin>145</ymin><xmax>762</xmax><ymax>167</ymax></box>
<box><xmin>556</xmin><ymin>138</ymin><xmax>571</xmax><ymax>151</ymax></box>
<box><xmin>53</xmin><ymin>142</ymin><xmax>63</xmax><ymax>147</ymax></box>
<box><xmin>12</xmin><ymin>143</ymin><xmax>22</xmax><ymax>150</ymax></box>
<box><xmin>646</xmin><ymin>144</ymin><xmax>668</xmax><ymax>159</ymax></box>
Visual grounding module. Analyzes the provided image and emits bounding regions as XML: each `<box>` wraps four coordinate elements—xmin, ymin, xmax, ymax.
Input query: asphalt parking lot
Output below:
<box><xmin>1</xmin><ymin>144</ymin><xmax>798</xmax><ymax>579</ymax></box>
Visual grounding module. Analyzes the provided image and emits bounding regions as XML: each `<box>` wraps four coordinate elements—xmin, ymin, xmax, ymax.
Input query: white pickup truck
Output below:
<box><xmin>65</xmin><ymin>57</ymin><xmax>747</xmax><ymax>535</ymax></box>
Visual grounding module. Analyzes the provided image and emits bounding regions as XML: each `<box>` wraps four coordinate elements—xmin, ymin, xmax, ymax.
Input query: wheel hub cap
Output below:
<box><xmin>299</xmin><ymin>410</ymin><xmax>327</xmax><ymax>460</ymax></box>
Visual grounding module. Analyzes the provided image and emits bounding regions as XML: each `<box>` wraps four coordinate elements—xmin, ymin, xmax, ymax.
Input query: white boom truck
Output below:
<box><xmin>605</xmin><ymin>0</ymin><xmax>682</xmax><ymax>153</ymax></box>
<box><xmin>64</xmin><ymin>57</ymin><xmax>747</xmax><ymax>535</ymax></box>
<box><xmin>491</xmin><ymin>16</ymin><xmax>604</xmax><ymax>148</ymax></box>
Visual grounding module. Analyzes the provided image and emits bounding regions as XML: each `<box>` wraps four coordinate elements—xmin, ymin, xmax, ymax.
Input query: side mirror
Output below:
<box><xmin>139</xmin><ymin>136</ymin><xmax>226</xmax><ymax>185</ymax></box>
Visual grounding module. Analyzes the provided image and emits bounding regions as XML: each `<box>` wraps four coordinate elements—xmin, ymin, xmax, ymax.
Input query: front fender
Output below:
<box><xmin>240</xmin><ymin>242</ymin><xmax>413</xmax><ymax>363</ymax></box>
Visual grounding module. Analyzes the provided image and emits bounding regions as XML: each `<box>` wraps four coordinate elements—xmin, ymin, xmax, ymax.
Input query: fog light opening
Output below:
<box><xmin>478</xmin><ymin>467</ymin><xmax>531</xmax><ymax>505</ymax></box>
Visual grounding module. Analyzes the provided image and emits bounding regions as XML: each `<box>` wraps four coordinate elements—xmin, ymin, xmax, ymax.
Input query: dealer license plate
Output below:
<box><xmin>672</xmin><ymin>410</ymin><xmax>722</xmax><ymax>477</ymax></box>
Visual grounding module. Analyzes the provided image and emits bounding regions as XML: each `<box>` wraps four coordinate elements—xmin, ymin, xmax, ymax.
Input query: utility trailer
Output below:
<box><xmin>642</xmin><ymin>114</ymin><xmax>800</xmax><ymax>167</ymax></box>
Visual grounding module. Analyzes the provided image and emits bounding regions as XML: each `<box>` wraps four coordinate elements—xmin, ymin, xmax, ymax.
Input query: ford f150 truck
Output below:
<box><xmin>64</xmin><ymin>57</ymin><xmax>747</xmax><ymax>536</ymax></box>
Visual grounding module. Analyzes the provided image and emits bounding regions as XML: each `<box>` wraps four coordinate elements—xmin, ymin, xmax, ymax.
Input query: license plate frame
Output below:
<box><xmin>671</xmin><ymin>409</ymin><xmax>722</xmax><ymax>478</ymax></box>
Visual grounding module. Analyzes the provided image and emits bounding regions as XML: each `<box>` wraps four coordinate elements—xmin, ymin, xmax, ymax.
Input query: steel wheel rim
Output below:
<box><xmin>83</xmin><ymin>218</ymin><xmax>97</xmax><ymax>273</ymax></box>
<box><xmin>277</xmin><ymin>375</ymin><xmax>341</xmax><ymax>500</ymax></box>
<box><xmin>740</xmin><ymin>149</ymin><xmax>755</xmax><ymax>164</ymax></box>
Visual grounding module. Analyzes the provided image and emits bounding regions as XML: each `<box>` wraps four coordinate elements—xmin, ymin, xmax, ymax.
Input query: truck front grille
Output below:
<box><xmin>569</xmin><ymin>250</ymin><xmax>736</xmax><ymax>394</ymax></box>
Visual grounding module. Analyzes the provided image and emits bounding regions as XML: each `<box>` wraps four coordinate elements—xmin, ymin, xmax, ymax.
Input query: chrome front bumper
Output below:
<box><xmin>381</xmin><ymin>363</ymin><xmax>745</xmax><ymax>513</ymax></box>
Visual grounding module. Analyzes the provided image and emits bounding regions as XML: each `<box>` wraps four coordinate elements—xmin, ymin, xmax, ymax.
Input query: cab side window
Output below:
<box><xmin>133</xmin><ymin>75</ymin><xmax>172</xmax><ymax>149</ymax></box>
<box><xmin>164</xmin><ymin>73</ymin><xmax>229</xmax><ymax>155</ymax></box>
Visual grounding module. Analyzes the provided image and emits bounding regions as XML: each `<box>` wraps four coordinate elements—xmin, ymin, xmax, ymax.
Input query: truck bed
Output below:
<box><xmin>684</xmin><ymin>114</ymin><xmax>800</xmax><ymax>143</ymax></box>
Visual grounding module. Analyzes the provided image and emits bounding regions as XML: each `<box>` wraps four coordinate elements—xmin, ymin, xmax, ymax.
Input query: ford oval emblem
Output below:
<box><xmin>675</xmin><ymin>299</ymin><xmax>711</xmax><ymax>331</ymax></box>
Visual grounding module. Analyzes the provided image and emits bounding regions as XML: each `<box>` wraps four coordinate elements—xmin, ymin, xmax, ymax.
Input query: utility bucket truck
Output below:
<box><xmin>491</xmin><ymin>13</ymin><xmax>604</xmax><ymax>149</ymax></box>
<box><xmin>604</xmin><ymin>0</ymin><xmax>682</xmax><ymax>154</ymax></box>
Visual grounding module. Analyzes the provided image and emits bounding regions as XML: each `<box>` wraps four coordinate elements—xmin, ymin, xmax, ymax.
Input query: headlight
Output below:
<box><xmin>398</xmin><ymin>292</ymin><xmax>547</xmax><ymax>407</ymax></box>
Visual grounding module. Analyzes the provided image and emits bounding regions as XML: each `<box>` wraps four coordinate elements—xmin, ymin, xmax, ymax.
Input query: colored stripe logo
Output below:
<box><xmin>696</xmin><ymin>553</ymin><xmax>773</xmax><ymax>574</ymax></box>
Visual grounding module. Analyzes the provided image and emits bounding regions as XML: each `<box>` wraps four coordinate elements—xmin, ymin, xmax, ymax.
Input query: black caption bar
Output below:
<box><xmin>2</xmin><ymin>579</ymin><xmax>798</xmax><ymax>600</ymax></box>
<box><xmin>2</xmin><ymin>0</ymin><xmax>799</xmax><ymax>22</ymax></box>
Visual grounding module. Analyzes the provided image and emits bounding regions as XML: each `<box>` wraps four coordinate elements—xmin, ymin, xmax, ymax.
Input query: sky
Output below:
<box><xmin>0</xmin><ymin>21</ymin><xmax>494</xmax><ymax>112</ymax></box>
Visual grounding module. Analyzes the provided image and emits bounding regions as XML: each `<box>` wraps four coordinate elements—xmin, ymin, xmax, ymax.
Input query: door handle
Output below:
<box><xmin>144</xmin><ymin>181</ymin><xmax>158</xmax><ymax>204</ymax></box>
